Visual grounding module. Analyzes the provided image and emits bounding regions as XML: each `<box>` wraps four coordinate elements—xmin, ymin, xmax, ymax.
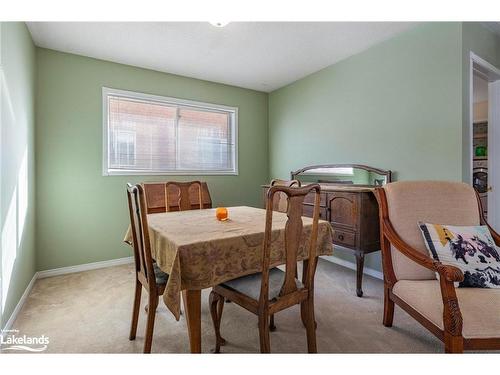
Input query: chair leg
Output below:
<box><xmin>383</xmin><ymin>286</ymin><xmax>395</xmax><ymax>327</ymax></box>
<box><xmin>129</xmin><ymin>281</ymin><xmax>142</xmax><ymax>340</ymax></box>
<box><xmin>301</xmin><ymin>297</ymin><xmax>317</xmax><ymax>353</ymax></box>
<box><xmin>258</xmin><ymin>312</ymin><xmax>271</xmax><ymax>353</ymax></box>
<box><xmin>444</xmin><ymin>333</ymin><xmax>464</xmax><ymax>353</ymax></box>
<box><xmin>143</xmin><ymin>295</ymin><xmax>158</xmax><ymax>353</ymax></box>
<box><xmin>300</xmin><ymin>303</ymin><xmax>318</xmax><ymax>329</ymax></box>
<box><xmin>145</xmin><ymin>295</ymin><xmax>161</xmax><ymax>314</ymax></box>
<box><xmin>269</xmin><ymin>314</ymin><xmax>276</xmax><ymax>331</ymax></box>
<box><xmin>209</xmin><ymin>291</ymin><xmax>226</xmax><ymax>353</ymax></box>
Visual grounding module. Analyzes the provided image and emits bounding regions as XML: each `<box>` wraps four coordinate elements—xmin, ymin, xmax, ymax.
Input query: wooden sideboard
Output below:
<box><xmin>262</xmin><ymin>184</ymin><xmax>379</xmax><ymax>297</ymax></box>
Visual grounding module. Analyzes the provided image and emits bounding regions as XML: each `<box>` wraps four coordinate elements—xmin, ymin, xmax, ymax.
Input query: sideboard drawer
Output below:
<box><xmin>304</xmin><ymin>191</ymin><xmax>327</xmax><ymax>207</ymax></box>
<box><xmin>302</xmin><ymin>204</ymin><xmax>328</xmax><ymax>221</ymax></box>
<box><xmin>332</xmin><ymin>228</ymin><xmax>356</xmax><ymax>248</ymax></box>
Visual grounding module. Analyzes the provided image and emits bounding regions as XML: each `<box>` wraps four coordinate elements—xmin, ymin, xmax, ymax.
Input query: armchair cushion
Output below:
<box><xmin>393</xmin><ymin>279</ymin><xmax>500</xmax><ymax>339</ymax></box>
<box><xmin>384</xmin><ymin>181</ymin><xmax>480</xmax><ymax>281</ymax></box>
<box><xmin>419</xmin><ymin>223</ymin><xmax>500</xmax><ymax>288</ymax></box>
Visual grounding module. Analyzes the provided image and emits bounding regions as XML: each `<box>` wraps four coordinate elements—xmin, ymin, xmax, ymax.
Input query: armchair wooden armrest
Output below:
<box><xmin>435</xmin><ymin>262</ymin><xmax>464</xmax><ymax>352</ymax></box>
<box><xmin>434</xmin><ymin>263</ymin><xmax>464</xmax><ymax>283</ymax></box>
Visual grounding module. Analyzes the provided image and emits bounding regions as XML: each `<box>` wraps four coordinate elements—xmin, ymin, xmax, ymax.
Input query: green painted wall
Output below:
<box><xmin>461</xmin><ymin>23</ymin><xmax>500</xmax><ymax>182</ymax></box>
<box><xmin>0</xmin><ymin>22</ymin><xmax>36</xmax><ymax>328</ymax></box>
<box><xmin>35</xmin><ymin>48</ymin><xmax>268</xmax><ymax>271</ymax></box>
<box><xmin>268</xmin><ymin>23</ymin><xmax>463</xmax><ymax>271</ymax></box>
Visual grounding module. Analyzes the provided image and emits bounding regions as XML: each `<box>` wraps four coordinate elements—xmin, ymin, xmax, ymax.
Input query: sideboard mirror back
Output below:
<box><xmin>291</xmin><ymin>164</ymin><xmax>392</xmax><ymax>187</ymax></box>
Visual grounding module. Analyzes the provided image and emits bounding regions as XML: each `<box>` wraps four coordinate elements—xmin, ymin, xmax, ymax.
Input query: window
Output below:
<box><xmin>102</xmin><ymin>87</ymin><xmax>238</xmax><ymax>175</ymax></box>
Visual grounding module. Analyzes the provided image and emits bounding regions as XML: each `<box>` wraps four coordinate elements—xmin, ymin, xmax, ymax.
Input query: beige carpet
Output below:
<box><xmin>11</xmin><ymin>259</ymin><xmax>449</xmax><ymax>353</ymax></box>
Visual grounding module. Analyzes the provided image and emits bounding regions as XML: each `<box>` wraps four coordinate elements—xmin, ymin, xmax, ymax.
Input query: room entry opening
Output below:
<box><xmin>470</xmin><ymin>52</ymin><xmax>500</xmax><ymax>231</ymax></box>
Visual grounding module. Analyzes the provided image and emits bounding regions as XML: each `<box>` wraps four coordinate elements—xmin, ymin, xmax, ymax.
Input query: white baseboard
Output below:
<box><xmin>2</xmin><ymin>256</ymin><xmax>134</xmax><ymax>330</ymax></box>
<box><xmin>37</xmin><ymin>256</ymin><xmax>134</xmax><ymax>279</ymax></box>
<box><xmin>2</xmin><ymin>272</ymin><xmax>38</xmax><ymax>331</ymax></box>
<box><xmin>322</xmin><ymin>255</ymin><xmax>384</xmax><ymax>280</ymax></box>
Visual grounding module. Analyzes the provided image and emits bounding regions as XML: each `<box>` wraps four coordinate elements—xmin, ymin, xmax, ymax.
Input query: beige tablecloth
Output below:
<box><xmin>124</xmin><ymin>206</ymin><xmax>333</xmax><ymax>320</ymax></box>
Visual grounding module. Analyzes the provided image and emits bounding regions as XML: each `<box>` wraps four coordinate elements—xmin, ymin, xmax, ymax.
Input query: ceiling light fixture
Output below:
<box><xmin>209</xmin><ymin>21</ymin><xmax>229</xmax><ymax>28</ymax></box>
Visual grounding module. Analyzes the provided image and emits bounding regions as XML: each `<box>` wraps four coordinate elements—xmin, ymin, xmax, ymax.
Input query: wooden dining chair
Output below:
<box><xmin>143</xmin><ymin>181</ymin><xmax>211</xmax><ymax>213</ymax></box>
<box><xmin>209</xmin><ymin>184</ymin><xmax>322</xmax><ymax>353</ymax></box>
<box><xmin>126</xmin><ymin>183</ymin><xmax>169</xmax><ymax>353</ymax></box>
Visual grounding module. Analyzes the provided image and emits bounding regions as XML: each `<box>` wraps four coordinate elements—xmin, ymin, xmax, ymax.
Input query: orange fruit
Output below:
<box><xmin>216</xmin><ymin>207</ymin><xmax>228</xmax><ymax>221</ymax></box>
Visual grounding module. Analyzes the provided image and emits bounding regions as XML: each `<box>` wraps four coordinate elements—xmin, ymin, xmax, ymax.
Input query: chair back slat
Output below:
<box><xmin>270</xmin><ymin>179</ymin><xmax>301</xmax><ymax>213</ymax></box>
<box><xmin>127</xmin><ymin>183</ymin><xmax>155</xmax><ymax>287</ymax></box>
<box><xmin>259</xmin><ymin>184</ymin><xmax>321</xmax><ymax>303</ymax></box>
<box><xmin>280</xmin><ymin>194</ymin><xmax>304</xmax><ymax>295</ymax></box>
<box><xmin>165</xmin><ymin>181</ymin><xmax>203</xmax><ymax>211</ymax></box>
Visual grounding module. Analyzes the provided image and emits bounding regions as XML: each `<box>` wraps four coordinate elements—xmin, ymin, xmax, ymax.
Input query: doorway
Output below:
<box><xmin>470</xmin><ymin>52</ymin><xmax>500</xmax><ymax>231</ymax></box>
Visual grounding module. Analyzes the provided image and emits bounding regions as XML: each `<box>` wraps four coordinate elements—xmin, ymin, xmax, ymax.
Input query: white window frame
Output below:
<box><xmin>102</xmin><ymin>87</ymin><xmax>238</xmax><ymax>176</ymax></box>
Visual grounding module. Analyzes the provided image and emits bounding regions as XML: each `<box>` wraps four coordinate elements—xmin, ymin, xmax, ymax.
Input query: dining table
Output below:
<box><xmin>124</xmin><ymin>205</ymin><xmax>334</xmax><ymax>353</ymax></box>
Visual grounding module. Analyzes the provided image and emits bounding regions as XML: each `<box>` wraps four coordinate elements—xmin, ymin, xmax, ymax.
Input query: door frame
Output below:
<box><xmin>469</xmin><ymin>52</ymin><xmax>500</xmax><ymax>182</ymax></box>
<box><xmin>469</xmin><ymin>52</ymin><xmax>500</xmax><ymax>228</ymax></box>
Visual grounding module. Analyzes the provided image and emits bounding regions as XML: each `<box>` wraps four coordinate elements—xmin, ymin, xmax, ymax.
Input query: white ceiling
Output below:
<box><xmin>27</xmin><ymin>22</ymin><xmax>417</xmax><ymax>92</ymax></box>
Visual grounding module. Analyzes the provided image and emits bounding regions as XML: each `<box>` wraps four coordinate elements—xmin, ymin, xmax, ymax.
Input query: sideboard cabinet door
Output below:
<box><xmin>328</xmin><ymin>192</ymin><xmax>359</xmax><ymax>231</ymax></box>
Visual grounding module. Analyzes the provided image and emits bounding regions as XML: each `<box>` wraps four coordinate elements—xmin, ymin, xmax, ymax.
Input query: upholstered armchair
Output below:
<box><xmin>375</xmin><ymin>181</ymin><xmax>500</xmax><ymax>353</ymax></box>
